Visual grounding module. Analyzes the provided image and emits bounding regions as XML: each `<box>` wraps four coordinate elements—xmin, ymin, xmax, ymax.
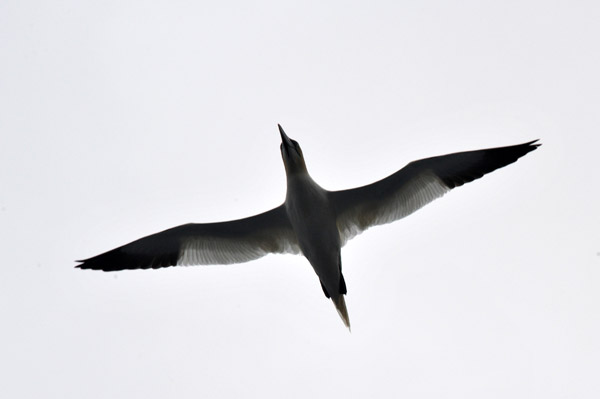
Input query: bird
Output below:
<box><xmin>77</xmin><ymin>125</ymin><xmax>540</xmax><ymax>329</ymax></box>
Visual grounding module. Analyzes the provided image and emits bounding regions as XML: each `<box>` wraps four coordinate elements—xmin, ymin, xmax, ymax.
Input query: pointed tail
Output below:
<box><xmin>333</xmin><ymin>295</ymin><xmax>351</xmax><ymax>331</ymax></box>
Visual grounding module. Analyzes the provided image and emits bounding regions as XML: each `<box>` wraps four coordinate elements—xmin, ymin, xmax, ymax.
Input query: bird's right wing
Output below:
<box><xmin>76</xmin><ymin>204</ymin><xmax>300</xmax><ymax>271</ymax></box>
<box><xmin>329</xmin><ymin>140</ymin><xmax>540</xmax><ymax>246</ymax></box>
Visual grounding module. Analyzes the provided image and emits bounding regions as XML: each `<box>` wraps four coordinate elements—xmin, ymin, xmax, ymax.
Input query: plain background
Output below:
<box><xmin>1</xmin><ymin>1</ymin><xmax>599</xmax><ymax>398</ymax></box>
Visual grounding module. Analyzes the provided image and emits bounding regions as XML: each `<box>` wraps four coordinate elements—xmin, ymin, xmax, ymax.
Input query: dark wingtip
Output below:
<box><xmin>433</xmin><ymin>139</ymin><xmax>543</xmax><ymax>189</ymax></box>
<box><xmin>75</xmin><ymin>261</ymin><xmax>100</xmax><ymax>270</ymax></box>
<box><xmin>74</xmin><ymin>245</ymin><xmax>179</xmax><ymax>272</ymax></box>
<box><xmin>75</xmin><ymin>257</ymin><xmax>109</xmax><ymax>271</ymax></box>
<box><xmin>522</xmin><ymin>139</ymin><xmax>542</xmax><ymax>154</ymax></box>
<box><xmin>75</xmin><ymin>257</ymin><xmax>97</xmax><ymax>270</ymax></box>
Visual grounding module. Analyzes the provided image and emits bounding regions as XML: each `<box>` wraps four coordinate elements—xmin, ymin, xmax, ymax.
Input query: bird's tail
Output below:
<box><xmin>333</xmin><ymin>295</ymin><xmax>351</xmax><ymax>331</ymax></box>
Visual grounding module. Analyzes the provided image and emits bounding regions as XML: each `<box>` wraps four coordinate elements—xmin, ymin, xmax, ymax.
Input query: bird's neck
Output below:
<box><xmin>283</xmin><ymin>159</ymin><xmax>308</xmax><ymax>176</ymax></box>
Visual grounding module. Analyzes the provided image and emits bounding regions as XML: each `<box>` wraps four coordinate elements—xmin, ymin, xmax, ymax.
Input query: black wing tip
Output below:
<box><xmin>497</xmin><ymin>139</ymin><xmax>542</xmax><ymax>155</ymax></box>
<box><xmin>75</xmin><ymin>247</ymin><xmax>179</xmax><ymax>272</ymax></box>
<box><xmin>438</xmin><ymin>139</ymin><xmax>541</xmax><ymax>189</ymax></box>
<box><xmin>516</xmin><ymin>139</ymin><xmax>542</xmax><ymax>157</ymax></box>
<box><xmin>75</xmin><ymin>253</ymin><xmax>122</xmax><ymax>272</ymax></box>
<box><xmin>74</xmin><ymin>248</ymin><xmax>120</xmax><ymax>271</ymax></box>
<box><xmin>524</xmin><ymin>139</ymin><xmax>542</xmax><ymax>148</ymax></box>
<box><xmin>74</xmin><ymin>261</ymin><xmax>114</xmax><ymax>272</ymax></box>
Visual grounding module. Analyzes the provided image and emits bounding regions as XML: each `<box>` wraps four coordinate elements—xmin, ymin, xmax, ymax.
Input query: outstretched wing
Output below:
<box><xmin>330</xmin><ymin>140</ymin><xmax>540</xmax><ymax>246</ymax></box>
<box><xmin>76</xmin><ymin>205</ymin><xmax>300</xmax><ymax>271</ymax></box>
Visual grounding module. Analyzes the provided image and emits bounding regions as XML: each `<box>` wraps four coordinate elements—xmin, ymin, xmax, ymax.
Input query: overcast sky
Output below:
<box><xmin>2</xmin><ymin>1</ymin><xmax>599</xmax><ymax>398</ymax></box>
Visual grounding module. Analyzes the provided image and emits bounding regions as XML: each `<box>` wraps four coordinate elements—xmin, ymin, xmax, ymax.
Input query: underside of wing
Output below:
<box><xmin>76</xmin><ymin>205</ymin><xmax>300</xmax><ymax>271</ymax></box>
<box><xmin>330</xmin><ymin>140</ymin><xmax>541</xmax><ymax>245</ymax></box>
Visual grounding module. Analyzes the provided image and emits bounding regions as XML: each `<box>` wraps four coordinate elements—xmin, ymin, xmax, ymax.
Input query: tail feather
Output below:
<box><xmin>333</xmin><ymin>295</ymin><xmax>351</xmax><ymax>331</ymax></box>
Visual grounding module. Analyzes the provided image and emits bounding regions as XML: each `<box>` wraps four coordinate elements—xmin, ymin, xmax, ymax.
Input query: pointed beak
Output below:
<box><xmin>278</xmin><ymin>124</ymin><xmax>293</xmax><ymax>148</ymax></box>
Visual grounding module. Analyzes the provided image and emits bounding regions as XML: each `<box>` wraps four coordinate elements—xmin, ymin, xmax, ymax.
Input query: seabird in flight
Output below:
<box><xmin>77</xmin><ymin>125</ymin><xmax>540</xmax><ymax>329</ymax></box>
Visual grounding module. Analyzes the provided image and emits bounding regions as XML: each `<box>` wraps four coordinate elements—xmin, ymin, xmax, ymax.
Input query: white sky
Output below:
<box><xmin>2</xmin><ymin>1</ymin><xmax>599</xmax><ymax>398</ymax></box>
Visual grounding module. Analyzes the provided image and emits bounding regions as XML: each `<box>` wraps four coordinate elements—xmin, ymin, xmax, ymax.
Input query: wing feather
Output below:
<box><xmin>76</xmin><ymin>205</ymin><xmax>300</xmax><ymax>271</ymax></box>
<box><xmin>330</xmin><ymin>140</ymin><xmax>540</xmax><ymax>245</ymax></box>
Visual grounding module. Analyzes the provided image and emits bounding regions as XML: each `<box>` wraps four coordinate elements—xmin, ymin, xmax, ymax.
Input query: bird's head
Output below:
<box><xmin>279</xmin><ymin>124</ymin><xmax>307</xmax><ymax>175</ymax></box>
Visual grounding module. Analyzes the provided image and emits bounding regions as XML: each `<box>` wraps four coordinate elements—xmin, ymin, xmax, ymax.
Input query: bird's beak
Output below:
<box><xmin>279</xmin><ymin>124</ymin><xmax>293</xmax><ymax>149</ymax></box>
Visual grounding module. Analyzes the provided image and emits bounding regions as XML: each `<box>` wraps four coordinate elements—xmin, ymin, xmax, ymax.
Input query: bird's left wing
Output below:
<box><xmin>329</xmin><ymin>140</ymin><xmax>540</xmax><ymax>246</ymax></box>
<box><xmin>76</xmin><ymin>204</ymin><xmax>300</xmax><ymax>271</ymax></box>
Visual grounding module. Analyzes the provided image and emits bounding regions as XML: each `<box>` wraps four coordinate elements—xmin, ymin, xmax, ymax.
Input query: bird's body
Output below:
<box><xmin>285</xmin><ymin>173</ymin><xmax>348</xmax><ymax>325</ymax></box>
<box><xmin>77</xmin><ymin>125</ymin><xmax>540</xmax><ymax>329</ymax></box>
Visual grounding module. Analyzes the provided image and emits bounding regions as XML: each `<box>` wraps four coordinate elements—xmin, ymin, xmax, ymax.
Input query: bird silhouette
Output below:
<box><xmin>77</xmin><ymin>125</ymin><xmax>540</xmax><ymax>329</ymax></box>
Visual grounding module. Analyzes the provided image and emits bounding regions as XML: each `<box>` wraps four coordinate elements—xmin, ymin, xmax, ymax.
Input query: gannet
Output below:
<box><xmin>77</xmin><ymin>125</ymin><xmax>540</xmax><ymax>329</ymax></box>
